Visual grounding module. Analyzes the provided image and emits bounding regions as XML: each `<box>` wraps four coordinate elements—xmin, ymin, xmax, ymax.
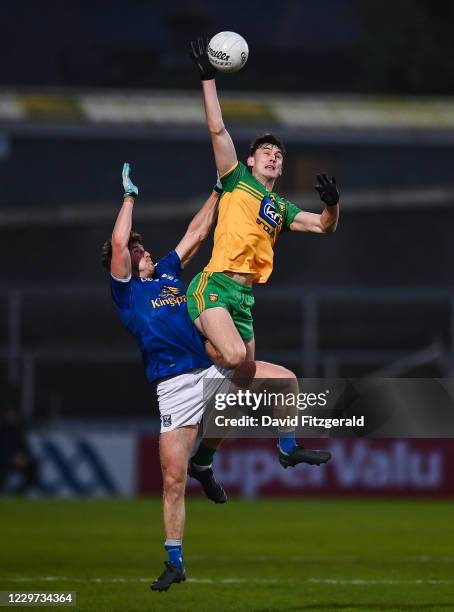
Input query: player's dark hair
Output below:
<box><xmin>248</xmin><ymin>133</ymin><xmax>286</xmax><ymax>158</ymax></box>
<box><xmin>101</xmin><ymin>230</ymin><xmax>143</xmax><ymax>270</ymax></box>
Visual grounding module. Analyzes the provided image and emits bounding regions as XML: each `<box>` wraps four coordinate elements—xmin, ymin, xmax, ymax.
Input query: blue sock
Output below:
<box><xmin>164</xmin><ymin>539</ymin><xmax>183</xmax><ymax>568</ymax></box>
<box><xmin>279</xmin><ymin>430</ymin><xmax>297</xmax><ymax>454</ymax></box>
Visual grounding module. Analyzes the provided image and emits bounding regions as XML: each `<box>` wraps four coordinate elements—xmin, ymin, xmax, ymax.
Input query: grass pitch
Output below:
<box><xmin>0</xmin><ymin>497</ymin><xmax>453</xmax><ymax>611</ymax></box>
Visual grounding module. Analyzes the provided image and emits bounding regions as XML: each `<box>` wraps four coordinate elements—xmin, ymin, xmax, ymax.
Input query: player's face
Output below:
<box><xmin>248</xmin><ymin>144</ymin><xmax>283</xmax><ymax>182</ymax></box>
<box><xmin>130</xmin><ymin>242</ymin><xmax>155</xmax><ymax>277</ymax></box>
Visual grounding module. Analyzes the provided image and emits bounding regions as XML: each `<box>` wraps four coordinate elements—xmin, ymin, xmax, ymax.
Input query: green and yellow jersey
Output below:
<box><xmin>204</xmin><ymin>161</ymin><xmax>301</xmax><ymax>283</ymax></box>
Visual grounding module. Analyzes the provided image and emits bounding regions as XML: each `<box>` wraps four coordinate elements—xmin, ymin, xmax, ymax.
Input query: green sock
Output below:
<box><xmin>192</xmin><ymin>442</ymin><xmax>216</xmax><ymax>467</ymax></box>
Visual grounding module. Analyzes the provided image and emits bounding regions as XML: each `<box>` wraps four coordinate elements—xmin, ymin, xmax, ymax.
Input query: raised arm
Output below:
<box><xmin>290</xmin><ymin>174</ymin><xmax>340</xmax><ymax>234</ymax></box>
<box><xmin>110</xmin><ymin>163</ymin><xmax>139</xmax><ymax>279</ymax></box>
<box><xmin>175</xmin><ymin>180</ymin><xmax>221</xmax><ymax>268</ymax></box>
<box><xmin>190</xmin><ymin>37</ymin><xmax>237</xmax><ymax>176</ymax></box>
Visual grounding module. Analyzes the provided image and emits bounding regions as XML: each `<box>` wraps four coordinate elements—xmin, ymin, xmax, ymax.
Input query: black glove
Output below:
<box><xmin>189</xmin><ymin>36</ymin><xmax>216</xmax><ymax>81</ymax></box>
<box><xmin>315</xmin><ymin>174</ymin><xmax>339</xmax><ymax>207</ymax></box>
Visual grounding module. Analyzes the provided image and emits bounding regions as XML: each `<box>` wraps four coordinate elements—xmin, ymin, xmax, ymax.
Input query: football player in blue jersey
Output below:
<box><xmin>102</xmin><ymin>164</ymin><xmax>331</xmax><ymax>592</ymax></box>
<box><xmin>102</xmin><ymin>163</ymin><xmax>235</xmax><ymax>591</ymax></box>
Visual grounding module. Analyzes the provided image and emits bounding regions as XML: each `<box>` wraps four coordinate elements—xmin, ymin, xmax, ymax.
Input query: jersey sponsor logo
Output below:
<box><xmin>162</xmin><ymin>415</ymin><xmax>172</xmax><ymax>428</ymax></box>
<box><xmin>161</xmin><ymin>273</ymin><xmax>176</xmax><ymax>281</ymax></box>
<box><xmin>151</xmin><ymin>285</ymin><xmax>187</xmax><ymax>309</ymax></box>
<box><xmin>258</xmin><ymin>196</ymin><xmax>282</xmax><ymax>229</ymax></box>
<box><xmin>208</xmin><ymin>293</ymin><xmax>219</xmax><ymax>302</ymax></box>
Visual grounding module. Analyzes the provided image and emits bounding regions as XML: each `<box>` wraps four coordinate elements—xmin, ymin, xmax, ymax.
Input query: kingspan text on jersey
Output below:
<box><xmin>151</xmin><ymin>296</ymin><xmax>187</xmax><ymax>308</ymax></box>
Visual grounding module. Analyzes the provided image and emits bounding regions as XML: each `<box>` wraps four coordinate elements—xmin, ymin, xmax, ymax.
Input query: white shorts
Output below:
<box><xmin>157</xmin><ymin>364</ymin><xmax>232</xmax><ymax>433</ymax></box>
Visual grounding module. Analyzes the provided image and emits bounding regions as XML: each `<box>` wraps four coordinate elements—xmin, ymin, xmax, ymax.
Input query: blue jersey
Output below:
<box><xmin>110</xmin><ymin>250</ymin><xmax>211</xmax><ymax>383</ymax></box>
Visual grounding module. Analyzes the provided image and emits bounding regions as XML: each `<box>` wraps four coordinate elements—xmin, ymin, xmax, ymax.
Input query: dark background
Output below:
<box><xmin>0</xmin><ymin>0</ymin><xmax>453</xmax><ymax>421</ymax></box>
<box><xmin>3</xmin><ymin>0</ymin><xmax>454</xmax><ymax>94</ymax></box>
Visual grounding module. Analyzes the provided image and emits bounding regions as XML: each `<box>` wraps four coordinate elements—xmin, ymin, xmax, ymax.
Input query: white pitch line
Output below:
<box><xmin>1</xmin><ymin>577</ymin><xmax>451</xmax><ymax>586</ymax></box>
<box><xmin>307</xmin><ymin>579</ymin><xmax>452</xmax><ymax>585</ymax></box>
<box><xmin>186</xmin><ymin>554</ymin><xmax>454</xmax><ymax>563</ymax></box>
<box><xmin>0</xmin><ymin>577</ymin><xmax>280</xmax><ymax>585</ymax></box>
<box><xmin>185</xmin><ymin>555</ymin><xmax>356</xmax><ymax>561</ymax></box>
<box><xmin>185</xmin><ymin>555</ymin><xmax>454</xmax><ymax>563</ymax></box>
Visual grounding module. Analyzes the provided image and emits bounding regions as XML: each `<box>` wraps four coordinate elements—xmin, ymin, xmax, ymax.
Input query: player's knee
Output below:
<box><xmin>204</xmin><ymin>340</ymin><xmax>221</xmax><ymax>362</ymax></box>
<box><xmin>163</xmin><ymin>469</ymin><xmax>186</xmax><ymax>498</ymax></box>
<box><xmin>222</xmin><ymin>344</ymin><xmax>247</xmax><ymax>369</ymax></box>
<box><xmin>280</xmin><ymin>367</ymin><xmax>296</xmax><ymax>379</ymax></box>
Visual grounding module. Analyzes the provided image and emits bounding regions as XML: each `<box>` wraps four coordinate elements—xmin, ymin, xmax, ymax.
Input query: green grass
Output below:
<box><xmin>0</xmin><ymin>497</ymin><xmax>453</xmax><ymax>611</ymax></box>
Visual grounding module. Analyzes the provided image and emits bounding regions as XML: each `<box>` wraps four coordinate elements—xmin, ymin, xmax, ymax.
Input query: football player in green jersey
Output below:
<box><xmin>187</xmin><ymin>36</ymin><xmax>340</xmax><ymax>375</ymax></box>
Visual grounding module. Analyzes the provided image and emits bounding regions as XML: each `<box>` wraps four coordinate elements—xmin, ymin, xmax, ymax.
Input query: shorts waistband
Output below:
<box><xmin>209</xmin><ymin>272</ymin><xmax>254</xmax><ymax>293</ymax></box>
<box><xmin>155</xmin><ymin>367</ymin><xmax>204</xmax><ymax>386</ymax></box>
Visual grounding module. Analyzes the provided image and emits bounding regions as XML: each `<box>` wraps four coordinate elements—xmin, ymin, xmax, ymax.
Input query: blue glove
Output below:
<box><xmin>122</xmin><ymin>162</ymin><xmax>139</xmax><ymax>199</ymax></box>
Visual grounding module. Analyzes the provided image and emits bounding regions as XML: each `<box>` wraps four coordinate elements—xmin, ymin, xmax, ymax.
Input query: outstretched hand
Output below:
<box><xmin>315</xmin><ymin>174</ymin><xmax>339</xmax><ymax>207</ymax></box>
<box><xmin>122</xmin><ymin>163</ymin><xmax>139</xmax><ymax>199</ymax></box>
<box><xmin>189</xmin><ymin>36</ymin><xmax>216</xmax><ymax>81</ymax></box>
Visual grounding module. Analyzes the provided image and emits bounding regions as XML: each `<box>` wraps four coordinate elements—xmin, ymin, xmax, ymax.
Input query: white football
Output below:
<box><xmin>208</xmin><ymin>31</ymin><xmax>249</xmax><ymax>73</ymax></box>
